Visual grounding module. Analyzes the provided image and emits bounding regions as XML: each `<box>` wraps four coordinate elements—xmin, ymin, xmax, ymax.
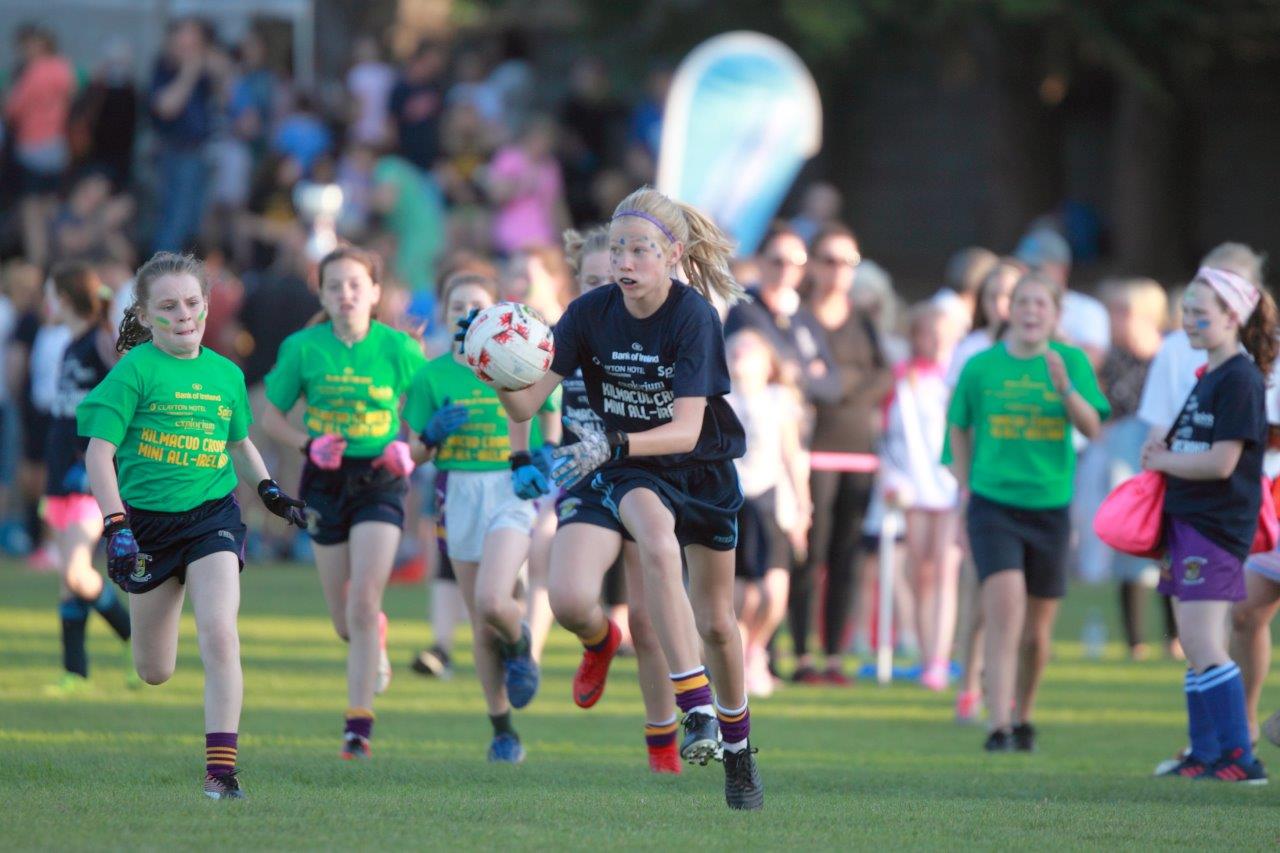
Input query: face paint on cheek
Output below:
<box><xmin>152</xmin><ymin>316</ymin><xmax>172</xmax><ymax>327</ymax></box>
<box><xmin>1195</xmin><ymin>319</ymin><xmax>1211</xmax><ymax>330</ymax></box>
<box><xmin>197</xmin><ymin>309</ymin><xmax>207</xmax><ymax>323</ymax></box>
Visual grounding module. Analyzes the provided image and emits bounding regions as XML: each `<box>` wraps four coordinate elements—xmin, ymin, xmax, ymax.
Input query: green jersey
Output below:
<box><xmin>944</xmin><ymin>340</ymin><xmax>1110</xmax><ymax>509</ymax></box>
<box><xmin>77</xmin><ymin>343</ymin><xmax>252</xmax><ymax>512</ymax></box>
<box><xmin>264</xmin><ymin>321</ymin><xmax>426</xmax><ymax>459</ymax></box>
<box><xmin>404</xmin><ymin>354</ymin><xmax>559</xmax><ymax>472</ymax></box>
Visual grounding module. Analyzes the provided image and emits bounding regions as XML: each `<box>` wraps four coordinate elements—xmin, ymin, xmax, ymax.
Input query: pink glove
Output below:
<box><xmin>371</xmin><ymin>440</ymin><xmax>415</xmax><ymax>478</ymax></box>
<box><xmin>306</xmin><ymin>434</ymin><xmax>347</xmax><ymax>470</ymax></box>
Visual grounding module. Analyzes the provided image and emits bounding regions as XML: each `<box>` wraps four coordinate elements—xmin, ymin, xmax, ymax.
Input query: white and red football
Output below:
<box><xmin>462</xmin><ymin>302</ymin><xmax>555</xmax><ymax>391</ymax></box>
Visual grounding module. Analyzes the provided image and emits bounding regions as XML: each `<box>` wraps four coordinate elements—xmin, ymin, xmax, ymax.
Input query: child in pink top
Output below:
<box><xmin>488</xmin><ymin>118</ymin><xmax>566</xmax><ymax>254</ymax></box>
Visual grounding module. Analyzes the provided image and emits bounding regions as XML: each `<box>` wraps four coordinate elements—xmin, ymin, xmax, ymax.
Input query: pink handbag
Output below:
<box><xmin>1093</xmin><ymin>470</ymin><xmax>1166</xmax><ymax>560</ymax></box>
<box><xmin>1095</xmin><ymin>471</ymin><xmax>1278</xmax><ymax>559</ymax></box>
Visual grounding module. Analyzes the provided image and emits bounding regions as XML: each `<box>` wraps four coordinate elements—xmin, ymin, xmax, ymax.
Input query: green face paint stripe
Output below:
<box><xmin>152</xmin><ymin>316</ymin><xmax>172</xmax><ymax>327</ymax></box>
<box><xmin>198</xmin><ymin>309</ymin><xmax>207</xmax><ymax>322</ymax></box>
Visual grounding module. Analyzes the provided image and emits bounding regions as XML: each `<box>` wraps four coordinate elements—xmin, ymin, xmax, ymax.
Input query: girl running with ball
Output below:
<box><xmin>530</xmin><ymin>224</ymin><xmax>683</xmax><ymax>774</ymax></box>
<box><xmin>404</xmin><ymin>270</ymin><xmax>560</xmax><ymax>764</ymax></box>
<box><xmin>261</xmin><ymin>246</ymin><xmax>426</xmax><ymax>760</ymax></box>
<box><xmin>77</xmin><ymin>252</ymin><xmax>306</xmax><ymax>800</ymax></box>
<box><xmin>487</xmin><ymin>187</ymin><xmax>764</xmax><ymax>810</ymax></box>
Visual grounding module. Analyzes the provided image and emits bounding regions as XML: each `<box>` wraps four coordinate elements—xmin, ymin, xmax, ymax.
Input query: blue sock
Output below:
<box><xmin>1185</xmin><ymin>668</ymin><xmax>1218</xmax><ymax>763</ymax></box>
<box><xmin>90</xmin><ymin>583</ymin><xmax>131</xmax><ymax>641</ymax></box>
<box><xmin>1198</xmin><ymin>663</ymin><xmax>1252</xmax><ymax>763</ymax></box>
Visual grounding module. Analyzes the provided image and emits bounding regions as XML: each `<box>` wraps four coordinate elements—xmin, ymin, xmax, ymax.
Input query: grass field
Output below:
<box><xmin>2</xmin><ymin>561</ymin><xmax>1278</xmax><ymax>850</ymax></box>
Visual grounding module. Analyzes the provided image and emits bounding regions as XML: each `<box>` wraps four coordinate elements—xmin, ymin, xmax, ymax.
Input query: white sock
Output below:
<box><xmin>724</xmin><ymin>738</ymin><xmax>748</xmax><ymax>753</ymax></box>
<box><xmin>688</xmin><ymin>704</ymin><xmax>714</xmax><ymax>717</ymax></box>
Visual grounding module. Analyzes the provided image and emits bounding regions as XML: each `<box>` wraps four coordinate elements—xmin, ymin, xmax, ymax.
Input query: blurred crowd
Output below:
<box><xmin>0</xmin><ymin>18</ymin><xmax>1198</xmax><ymax>695</ymax></box>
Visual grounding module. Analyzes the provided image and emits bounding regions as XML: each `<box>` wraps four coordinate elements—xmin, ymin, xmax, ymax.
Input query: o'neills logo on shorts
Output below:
<box><xmin>558</xmin><ymin>498</ymin><xmax>581</xmax><ymax>521</ymax></box>
<box><xmin>131</xmin><ymin>554</ymin><xmax>153</xmax><ymax>583</ymax></box>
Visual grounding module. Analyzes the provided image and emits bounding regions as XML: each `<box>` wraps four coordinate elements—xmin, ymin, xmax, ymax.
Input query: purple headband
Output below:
<box><xmin>612</xmin><ymin>210</ymin><xmax>676</xmax><ymax>243</ymax></box>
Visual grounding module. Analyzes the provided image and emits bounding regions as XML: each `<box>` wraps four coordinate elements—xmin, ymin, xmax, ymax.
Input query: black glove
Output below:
<box><xmin>454</xmin><ymin>307</ymin><xmax>480</xmax><ymax>344</ymax></box>
<box><xmin>258</xmin><ymin>479</ymin><xmax>307</xmax><ymax>528</ymax></box>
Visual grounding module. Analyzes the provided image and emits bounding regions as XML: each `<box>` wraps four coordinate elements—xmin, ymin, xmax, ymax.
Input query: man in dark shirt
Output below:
<box><xmin>388</xmin><ymin>41</ymin><xmax>447</xmax><ymax>174</ymax></box>
<box><xmin>149</xmin><ymin>17</ymin><xmax>217</xmax><ymax>253</ymax></box>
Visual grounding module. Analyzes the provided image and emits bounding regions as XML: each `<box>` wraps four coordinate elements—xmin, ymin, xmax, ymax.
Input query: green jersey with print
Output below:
<box><xmin>944</xmin><ymin>340</ymin><xmax>1110</xmax><ymax>509</ymax></box>
<box><xmin>264</xmin><ymin>321</ymin><xmax>427</xmax><ymax>458</ymax></box>
<box><xmin>77</xmin><ymin>343</ymin><xmax>252</xmax><ymax>512</ymax></box>
<box><xmin>403</xmin><ymin>354</ymin><xmax>560</xmax><ymax>472</ymax></box>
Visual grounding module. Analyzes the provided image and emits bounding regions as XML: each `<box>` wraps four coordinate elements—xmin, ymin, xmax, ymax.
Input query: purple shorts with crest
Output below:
<box><xmin>1158</xmin><ymin>519</ymin><xmax>1247</xmax><ymax>602</ymax></box>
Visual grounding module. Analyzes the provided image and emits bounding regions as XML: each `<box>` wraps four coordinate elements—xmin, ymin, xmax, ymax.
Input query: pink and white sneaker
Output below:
<box><xmin>921</xmin><ymin>660</ymin><xmax>950</xmax><ymax>692</ymax></box>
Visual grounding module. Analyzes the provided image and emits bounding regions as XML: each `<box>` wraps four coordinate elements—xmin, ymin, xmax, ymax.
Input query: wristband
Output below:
<box><xmin>606</xmin><ymin>430</ymin><xmax>629</xmax><ymax>461</ymax></box>
<box><xmin>104</xmin><ymin>512</ymin><xmax>128</xmax><ymax>535</ymax></box>
<box><xmin>509</xmin><ymin>450</ymin><xmax>532</xmax><ymax>470</ymax></box>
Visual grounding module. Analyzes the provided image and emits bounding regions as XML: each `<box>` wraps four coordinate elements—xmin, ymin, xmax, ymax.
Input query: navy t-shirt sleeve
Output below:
<box><xmin>671</xmin><ymin>298</ymin><xmax>730</xmax><ymax>399</ymax></box>
<box><xmin>1212</xmin><ymin>365</ymin><xmax>1265</xmax><ymax>444</ymax></box>
<box><xmin>550</xmin><ymin>300</ymin><xmax>582</xmax><ymax>378</ymax></box>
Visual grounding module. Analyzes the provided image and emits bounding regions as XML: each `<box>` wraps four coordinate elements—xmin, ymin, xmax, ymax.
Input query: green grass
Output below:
<box><xmin>1</xmin><ymin>561</ymin><xmax>1278</xmax><ymax>851</ymax></box>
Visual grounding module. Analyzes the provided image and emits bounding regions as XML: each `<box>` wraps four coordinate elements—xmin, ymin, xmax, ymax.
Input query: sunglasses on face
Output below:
<box><xmin>763</xmin><ymin>254</ymin><xmax>807</xmax><ymax>268</ymax></box>
<box><xmin>816</xmin><ymin>254</ymin><xmax>860</xmax><ymax>269</ymax></box>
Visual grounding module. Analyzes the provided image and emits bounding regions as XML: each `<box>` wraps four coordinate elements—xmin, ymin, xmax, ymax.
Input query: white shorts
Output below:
<box><xmin>444</xmin><ymin>470</ymin><xmax>537</xmax><ymax>563</ymax></box>
<box><xmin>1245</xmin><ymin>549</ymin><xmax>1280</xmax><ymax>586</ymax></box>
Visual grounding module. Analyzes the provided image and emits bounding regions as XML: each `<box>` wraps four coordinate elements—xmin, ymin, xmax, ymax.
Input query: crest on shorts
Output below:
<box><xmin>1181</xmin><ymin>556</ymin><xmax>1206</xmax><ymax>585</ymax></box>
<box><xmin>558</xmin><ymin>498</ymin><xmax>581</xmax><ymax>521</ymax></box>
<box><xmin>130</xmin><ymin>553</ymin><xmax>153</xmax><ymax>583</ymax></box>
<box><xmin>304</xmin><ymin>506</ymin><xmax>323</xmax><ymax>536</ymax></box>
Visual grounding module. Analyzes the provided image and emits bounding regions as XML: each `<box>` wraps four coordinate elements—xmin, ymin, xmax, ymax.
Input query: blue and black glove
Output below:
<box><xmin>510</xmin><ymin>449</ymin><xmax>552</xmax><ymax>500</ymax></box>
<box><xmin>258</xmin><ymin>479</ymin><xmax>307</xmax><ymax>528</ymax></box>
<box><xmin>454</xmin><ymin>308</ymin><xmax>480</xmax><ymax>345</ymax></box>
<box><xmin>421</xmin><ymin>397</ymin><xmax>470</xmax><ymax>448</ymax></box>
<box><xmin>103</xmin><ymin>512</ymin><xmax>139</xmax><ymax>586</ymax></box>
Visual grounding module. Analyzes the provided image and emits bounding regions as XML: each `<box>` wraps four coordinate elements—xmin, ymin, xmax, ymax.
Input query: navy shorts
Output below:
<box><xmin>735</xmin><ymin>490</ymin><xmax>792</xmax><ymax>580</ymax></box>
<box><xmin>1159</xmin><ymin>518</ymin><xmax>1247</xmax><ymax>602</ymax></box>
<box><xmin>965</xmin><ymin>492</ymin><xmax>1069</xmax><ymax>599</ymax></box>
<box><xmin>300</xmin><ymin>457</ymin><xmax>407</xmax><ymax>546</ymax></box>
<box><xmin>557</xmin><ymin>480</ymin><xmax>628</xmax><ymax>537</ymax></box>
<box><xmin>121</xmin><ymin>492</ymin><xmax>246</xmax><ymax>594</ymax></box>
<box><xmin>592</xmin><ymin>460</ymin><xmax>743</xmax><ymax>551</ymax></box>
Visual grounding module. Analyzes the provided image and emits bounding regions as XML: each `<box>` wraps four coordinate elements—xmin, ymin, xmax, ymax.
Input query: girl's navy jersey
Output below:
<box><xmin>45</xmin><ymin>328</ymin><xmax>111</xmax><ymax>496</ymax></box>
<box><xmin>559</xmin><ymin>368</ymin><xmax>604</xmax><ymax>447</ymax></box>
<box><xmin>1164</xmin><ymin>353</ymin><xmax>1266</xmax><ymax>558</ymax></box>
<box><xmin>551</xmin><ymin>281</ymin><xmax>745</xmax><ymax>468</ymax></box>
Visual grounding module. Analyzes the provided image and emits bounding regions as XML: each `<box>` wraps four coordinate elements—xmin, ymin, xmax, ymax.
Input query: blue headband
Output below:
<box><xmin>612</xmin><ymin>210</ymin><xmax>676</xmax><ymax>243</ymax></box>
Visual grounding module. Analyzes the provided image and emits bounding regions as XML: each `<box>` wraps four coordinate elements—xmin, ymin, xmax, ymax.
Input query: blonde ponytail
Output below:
<box><xmin>612</xmin><ymin>187</ymin><xmax>745</xmax><ymax>306</ymax></box>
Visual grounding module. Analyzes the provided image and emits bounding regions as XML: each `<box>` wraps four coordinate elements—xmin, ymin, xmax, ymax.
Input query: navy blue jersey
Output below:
<box><xmin>46</xmin><ymin>328</ymin><xmax>112</xmax><ymax>496</ymax></box>
<box><xmin>559</xmin><ymin>368</ymin><xmax>604</xmax><ymax>447</ymax></box>
<box><xmin>551</xmin><ymin>281</ymin><xmax>745</xmax><ymax>468</ymax></box>
<box><xmin>1164</xmin><ymin>353</ymin><xmax>1267</xmax><ymax>558</ymax></box>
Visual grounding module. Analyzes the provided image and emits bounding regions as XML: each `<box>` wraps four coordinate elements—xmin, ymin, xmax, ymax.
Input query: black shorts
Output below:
<box><xmin>433</xmin><ymin>469</ymin><xmax>455</xmax><ymax>583</ymax></box>
<box><xmin>592</xmin><ymin>459</ymin><xmax>743</xmax><ymax>551</ymax></box>
<box><xmin>735</xmin><ymin>490</ymin><xmax>792</xmax><ymax>580</ymax></box>
<box><xmin>965</xmin><ymin>492</ymin><xmax>1070</xmax><ymax>599</ymax></box>
<box><xmin>121</xmin><ymin>492</ymin><xmax>246</xmax><ymax>594</ymax></box>
<box><xmin>557</xmin><ymin>480</ymin><xmax>628</xmax><ymax>537</ymax></box>
<box><xmin>300</xmin><ymin>457</ymin><xmax>407</xmax><ymax>546</ymax></box>
<box><xmin>22</xmin><ymin>408</ymin><xmax>50</xmax><ymax>463</ymax></box>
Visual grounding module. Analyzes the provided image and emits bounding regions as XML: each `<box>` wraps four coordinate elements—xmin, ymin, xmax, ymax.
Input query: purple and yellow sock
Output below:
<box><xmin>670</xmin><ymin>667</ymin><xmax>714</xmax><ymax>715</ymax></box>
<box><xmin>715</xmin><ymin>700</ymin><xmax>751</xmax><ymax>750</ymax></box>
<box><xmin>582</xmin><ymin>620</ymin><xmax>612</xmax><ymax>653</ymax></box>
<box><xmin>206</xmin><ymin>732</ymin><xmax>238</xmax><ymax>776</ymax></box>
<box><xmin>345</xmin><ymin>708</ymin><xmax>375</xmax><ymax>741</ymax></box>
<box><xmin>644</xmin><ymin>717</ymin><xmax>678</xmax><ymax>750</ymax></box>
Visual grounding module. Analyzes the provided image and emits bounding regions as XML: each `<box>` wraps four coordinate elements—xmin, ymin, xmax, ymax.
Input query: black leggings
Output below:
<box><xmin>789</xmin><ymin>470</ymin><xmax>872</xmax><ymax>658</ymax></box>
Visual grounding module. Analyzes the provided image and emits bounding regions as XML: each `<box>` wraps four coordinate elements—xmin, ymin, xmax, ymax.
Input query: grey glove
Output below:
<box><xmin>549</xmin><ymin>430</ymin><xmax>614</xmax><ymax>490</ymax></box>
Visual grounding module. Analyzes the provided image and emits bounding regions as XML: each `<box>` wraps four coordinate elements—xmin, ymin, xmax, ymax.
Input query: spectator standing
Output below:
<box><xmin>388</xmin><ymin>41</ymin><xmax>447</xmax><ymax>174</ymax></box>
<box><xmin>4</xmin><ymin>25</ymin><xmax>76</xmax><ymax>269</ymax></box>
<box><xmin>791</xmin><ymin>224</ymin><xmax>892</xmax><ymax>684</ymax></box>
<box><xmin>149</xmin><ymin>18</ymin><xmax>219</xmax><ymax>253</ymax></box>
<box><xmin>487</xmin><ymin>117</ymin><xmax>567</xmax><ymax>257</ymax></box>
<box><xmin>346</xmin><ymin>35</ymin><xmax>396</xmax><ymax>148</ymax></box>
